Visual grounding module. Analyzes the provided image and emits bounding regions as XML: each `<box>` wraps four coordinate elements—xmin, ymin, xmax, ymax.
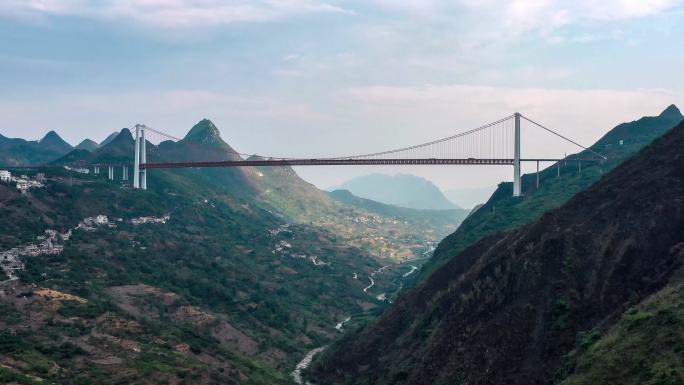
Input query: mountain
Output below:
<box><xmin>75</xmin><ymin>139</ymin><xmax>99</xmax><ymax>152</ymax></box>
<box><xmin>0</xmin><ymin>131</ymin><xmax>73</xmax><ymax>167</ymax></box>
<box><xmin>99</xmin><ymin>131</ymin><xmax>119</xmax><ymax>146</ymax></box>
<box><xmin>416</xmin><ymin>105</ymin><xmax>684</xmax><ymax>282</ymax></box>
<box><xmin>0</xmin><ymin>148</ymin><xmax>402</xmax><ymax>382</ymax></box>
<box><xmin>332</xmin><ymin>173</ymin><xmax>459</xmax><ymax>210</ymax></box>
<box><xmin>312</xmin><ymin>113</ymin><xmax>684</xmax><ymax>385</ymax></box>
<box><xmin>39</xmin><ymin>131</ymin><xmax>73</xmax><ymax>154</ymax></box>
<box><xmin>93</xmin><ymin>127</ymin><xmax>135</xmax><ymax>163</ymax></box>
<box><xmin>54</xmin><ymin>128</ymin><xmax>133</xmax><ymax>167</ymax></box>
<box><xmin>328</xmin><ymin>189</ymin><xmax>468</xmax><ymax>234</ymax></box>
<box><xmin>54</xmin><ymin>120</ymin><xmax>454</xmax><ymax>263</ymax></box>
<box><xmin>0</xmin><ymin>114</ymin><xmax>481</xmax><ymax>383</ymax></box>
<box><xmin>182</xmin><ymin>118</ymin><xmax>240</xmax><ymax>157</ymax></box>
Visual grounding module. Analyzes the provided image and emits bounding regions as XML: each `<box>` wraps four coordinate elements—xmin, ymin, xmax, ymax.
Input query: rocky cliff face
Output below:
<box><xmin>313</xmin><ymin>120</ymin><xmax>684</xmax><ymax>384</ymax></box>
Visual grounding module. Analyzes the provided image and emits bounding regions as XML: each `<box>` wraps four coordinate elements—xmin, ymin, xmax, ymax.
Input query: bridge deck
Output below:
<box><xmin>138</xmin><ymin>158</ymin><xmax>600</xmax><ymax>169</ymax></box>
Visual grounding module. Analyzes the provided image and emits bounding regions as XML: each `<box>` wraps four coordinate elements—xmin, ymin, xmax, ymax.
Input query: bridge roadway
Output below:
<box><xmin>138</xmin><ymin>158</ymin><xmax>597</xmax><ymax>169</ymax></box>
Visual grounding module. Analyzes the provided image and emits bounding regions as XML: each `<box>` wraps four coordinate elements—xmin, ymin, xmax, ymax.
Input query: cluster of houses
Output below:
<box><xmin>321</xmin><ymin>213</ymin><xmax>403</xmax><ymax>225</ymax></box>
<box><xmin>131</xmin><ymin>214</ymin><xmax>171</xmax><ymax>225</ymax></box>
<box><xmin>1</xmin><ymin>213</ymin><xmax>171</xmax><ymax>281</ymax></box>
<box><xmin>267</xmin><ymin>223</ymin><xmax>292</xmax><ymax>237</ymax></box>
<box><xmin>77</xmin><ymin>215</ymin><xmax>119</xmax><ymax>231</ymax></box>
<box><xmin>271</xmin><ymin>233</ymin><xmax>329</xmax><ymax>267</ymax></box>
<box><xmin>0</xmin><ymin>229</ymin><xmax>69</xmax><ymax>280</ymax></box>
<box><xmin>0</xmin><ymin>170</ymin><xmax>46</xmax><ymax>193</ymax></box>
<box><xmin>63</xmin><ymin>165</ymin><xmax>90</xmax><ymax>174</ymax></box>
<box><xmin>349</xmin><ymin>215</ymin><xmax>404</xmax><ymax>225</ymax></box>
<box><xmin>274</xmin><ymin>239</ymin><xmax>293</xmax><ymax>254</ymax></box>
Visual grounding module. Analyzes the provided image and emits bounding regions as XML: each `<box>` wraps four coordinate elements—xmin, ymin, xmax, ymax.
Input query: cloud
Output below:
<box><xmin>461</xmin><ymin>0</ymin><xmax>683</xmax><ymax>35</ymax></box>
<box><xmin>339</xmin><ymin>84</ymin><xmax>680</xmax><ymax>157</ymax></box>
<box><xmin>0</xmin><ymin>90</ymin><xmax>328</xmax><ymax>144</ymax></box>
<box><xmin>0</xmin><ymin>0</ymin><xmax>351</xmax><ymax>27</ymax></box>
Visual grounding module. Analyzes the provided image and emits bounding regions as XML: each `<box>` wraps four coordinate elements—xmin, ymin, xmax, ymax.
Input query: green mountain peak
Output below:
<box><xmin>659</xmin><ymin>104</ymin><xmax>682</xmax><ymax>120</ymax></box>
<box><xmin>39</xmin><ymin>130</ymin><xmax>73</xmax><ymax>154</ymax></box>
<box><xmin>75</xmin><ymin>139</ymin><xmax>99</xmax><ymax>152</ymax></box>
<box><xmin>183</xmin><ymin>119</ymin><xmax>224</xmax><ymax>145</ymax></box>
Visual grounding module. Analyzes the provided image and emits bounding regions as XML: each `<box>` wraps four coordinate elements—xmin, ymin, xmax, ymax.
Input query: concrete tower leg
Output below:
<box><xmin>140</xmin><ymin>128</ymin><xmax>147</xmax><ymax>190</ymax></box>
<box><xmin>513</xmin><ymin>112</ymin><xmax>521</xmax><ymax>197</ymax></box>
<box><xmin>134</xmin><ymin>125</ymin><xmax>140</xmax><ymax>188</ymax></box>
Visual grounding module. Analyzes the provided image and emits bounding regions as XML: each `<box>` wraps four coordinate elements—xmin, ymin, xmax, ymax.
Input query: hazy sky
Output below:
<box><xmin>1</xmin><ymin>0</ymin><xmax>683</xmax><ymax>191</ymax></box>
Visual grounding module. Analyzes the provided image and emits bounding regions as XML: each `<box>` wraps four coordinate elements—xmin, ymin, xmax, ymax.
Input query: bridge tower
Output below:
<box><xmin>133</xmin><ymin>125</ymin><xmax>147</xmax><ymax>190</ymax></box>
<box><xmin>513</xmin><ymin>112</ymin><xmax>521</xmax><ymax>197</ymax></box>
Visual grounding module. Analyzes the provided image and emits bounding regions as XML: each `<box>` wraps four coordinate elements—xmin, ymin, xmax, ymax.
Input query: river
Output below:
<box><xmin>291</xmin><ymin>346</ymin><xmax>326</xmax><ymax>385</ymax></box>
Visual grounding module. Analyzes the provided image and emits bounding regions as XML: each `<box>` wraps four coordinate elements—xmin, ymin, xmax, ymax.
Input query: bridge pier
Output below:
<box><xmin>133</xmin><ymin>125</ymin><xmax>147</xmax><ymax>190</ymax></box>
<box><xmin>513</xmin><ymin>112</ymin><xmax>521</xmax><ymax>197</ymax></box>
<box><xmin>140</xmin><ymin>128</ymin><xmax>147</xmax><ymax>190</ymax></box>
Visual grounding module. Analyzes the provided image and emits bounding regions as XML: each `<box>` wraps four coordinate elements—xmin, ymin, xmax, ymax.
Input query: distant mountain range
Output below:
<box><xmin>0</xmin><ymin>129</ymin><xmax>126</xmax><ymax>167</ymax></box>
<box><xmin>0</xmin><ymin>131</ymin><xmax>74</xmax><ymax>166</ymax></box>
<box><xmin>331</xmin><ymin>173</ymin><xmax>459</xmax><ymax>210</ymax></box>
<box><xmin>328</xmin><ymin>189</ymin><xmax>469</xmax><ymax>231</ymax></box>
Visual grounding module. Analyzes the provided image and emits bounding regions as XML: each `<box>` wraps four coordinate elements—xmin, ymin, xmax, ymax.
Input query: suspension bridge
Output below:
<box><xmin>95</xmin><ymin>113</ymin><xmax>606</xmax><ymax>197</ymax></box>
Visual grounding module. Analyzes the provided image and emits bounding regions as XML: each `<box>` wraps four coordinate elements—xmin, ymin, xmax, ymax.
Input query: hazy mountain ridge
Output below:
<box><xmin>312</xmin><ymin>110</ymin><xmax>684</xmax><ymax>385</ymax></box>
<box><xmin>328</xmin><ymin>189</ymin><xmax>468</xmax><ymax>235</ymax></box>
<box><xmin>332</xmin><ymin>173</ymin><xmax>459</xmax><ymax>210</ymax></box>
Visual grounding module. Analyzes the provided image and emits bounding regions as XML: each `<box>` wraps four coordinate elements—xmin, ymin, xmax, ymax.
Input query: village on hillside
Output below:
<box><xmin>0</xmin><ymin>170</ymin><xmax>45</xmax><ymax>193</ymax></box>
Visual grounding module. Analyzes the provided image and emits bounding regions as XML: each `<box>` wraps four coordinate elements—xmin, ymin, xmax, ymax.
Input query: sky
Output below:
<box><xmin>1</xmin><ymin>0</ymin><xmax>683</xmax><ymax>193</ymax></box>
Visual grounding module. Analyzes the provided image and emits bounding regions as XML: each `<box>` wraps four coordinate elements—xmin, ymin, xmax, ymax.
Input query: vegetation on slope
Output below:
<box><xmin>559</xmin><ymin>266</ymin><xmax>684</xmax><ymax>385</ymax></box>
<box><xmin>0</xmin><ymin>164</ymin><xmax>403</xmax><ymax>384</ymax></box>
<box><xmin>1</xmin><ymin>117</ymin><xmax>455</xmax><ymax>383</ymax></box>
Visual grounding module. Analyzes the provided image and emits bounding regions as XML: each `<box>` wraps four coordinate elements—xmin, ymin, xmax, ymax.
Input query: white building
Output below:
<box><xmin>16</xmin><ymin>179</ymin><xmax>29</xmax><ymax>191</ymax></box>
<box><xmin>0</xmin><ymin>170</ymin><xmax>10</xmax><ymax>182</ymax></box>
<box><xmin>63</xmin><ymin>165</ymin><xmax>90</xmax><ymax>174</ymax></box>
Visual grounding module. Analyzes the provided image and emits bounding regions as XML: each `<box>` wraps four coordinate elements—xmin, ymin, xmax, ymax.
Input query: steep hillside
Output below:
<box><xmin>54</xmin><ymin>120</ymin><xmax>455</xmax><ymax>263</ymax></box>
<box><xmin>333</xmin><ymin>173</ymin><xmax>459</xmax><ymax>210</ymax></box>
<box><xmin>0</xmin><ymin>165</ymin><xmax>396</xmax><ymax>384</ymax></box>
<box><xmin>417</xmin><ymin>105</ymin><xmax>683</xmax><ymax>282</ymax></box>
<box><xmin>99</xmin><ymin>131</ymin><xmax>119</xmax><ymax>146</ymax></box>
<box><xmin>312</xmin><ymin>116</ymin><xmax>684</xmax><ymax>384</ymax></box>
<box><xmin>0</xmin><ymin>118</ymin><xmax>469</xmax><ymax>383</ymax></box>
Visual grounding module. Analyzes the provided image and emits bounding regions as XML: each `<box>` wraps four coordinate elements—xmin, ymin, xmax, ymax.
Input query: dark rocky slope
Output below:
<box><xmin>313</xmin><ymin>119</ymin><xmax>684</xmax><ymax>384</ymax></box>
